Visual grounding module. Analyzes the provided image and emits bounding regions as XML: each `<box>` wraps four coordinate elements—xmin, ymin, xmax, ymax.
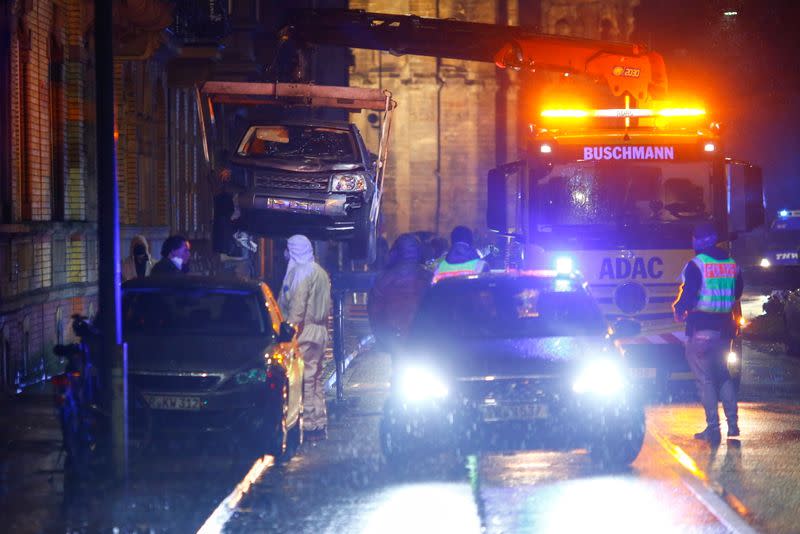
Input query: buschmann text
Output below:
<box><xmin>583</xmin><ymin>146</ymin><xmax>675</xmax><ymax>161</ymax></box>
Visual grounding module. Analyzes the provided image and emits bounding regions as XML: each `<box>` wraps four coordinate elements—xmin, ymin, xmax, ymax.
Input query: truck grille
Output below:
<box><xmin>254</xmin><ymin>171</ymin><xmax>330</xmax><ymax>191</ymax></box>
<box><xmin>130</xmin><ymin>374</ymin><xmax>221</xmax><ymax>393</ymax></box>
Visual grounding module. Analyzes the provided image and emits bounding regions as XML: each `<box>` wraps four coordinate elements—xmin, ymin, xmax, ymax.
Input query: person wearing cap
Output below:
<box><xmin>279</xmin><ymin>235</ymin><xmax>331</xmax><ymax>441</ymax></box>
<box><xmin>432</xmin><ymin>226</ymin><xmax>488</xmax><ymax>284</ymax></box>
<box><xmin>673</xmin><ymin>222</ymin><xmax>744</xmax><ymax>444</ymax></box>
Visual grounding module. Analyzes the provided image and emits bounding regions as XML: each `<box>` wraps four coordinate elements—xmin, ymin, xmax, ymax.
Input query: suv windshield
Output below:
<box><xmin>123</xmin><ymin>288</ymin><xmax>269</xmax><ymax>336</ymax></box>
<box><xmin>413</xmin><ymin>279</ymin><xmax>606</xmax><ymax>339</ymax></box>
<box><xmin>237</xmin><ymin>125</ymin><xmax>357</xmax><ymax>163</ymax></box>
<box><xmin>537</xmin><ymin>161</ymin><xmax>712</xmax><ymax>225</ymax></box>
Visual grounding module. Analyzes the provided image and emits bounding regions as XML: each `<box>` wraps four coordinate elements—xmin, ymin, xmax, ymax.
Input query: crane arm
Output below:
<box><xmin>281</xmin><ymin>9</ymin><xmax>667</xmax><ymax>104</ymax></box>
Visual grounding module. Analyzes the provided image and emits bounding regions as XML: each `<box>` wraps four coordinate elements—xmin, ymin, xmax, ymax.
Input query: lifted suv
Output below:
<box><xmin>223</xmin><ymin>120</ymin><xmax>378</xmax><ymax>260</ymax></box>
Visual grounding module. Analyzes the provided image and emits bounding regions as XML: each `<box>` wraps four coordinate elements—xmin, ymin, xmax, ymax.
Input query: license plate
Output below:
<box><xmin>266</xmin><ymin>197</ymin><xmax>324</xmax><ymax>214</ymax></box>
<box><xmin>481</xmin><ymin>403</ymin><xmax>549</xmax><ymax>421</ymax></box>
<box><xmin>144</xmin><ymin>395</ymin><xmax>203</xmax><ymax>411</ymax></box>
<box><xmin>630</xmin><ymin>368</ymin><xmax>657</xmax><ymax>379</ymax></box>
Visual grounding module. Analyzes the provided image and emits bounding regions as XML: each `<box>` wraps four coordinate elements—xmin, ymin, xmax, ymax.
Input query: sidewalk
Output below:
<box><xmin>0</xmin><ymin>382</ymin><xmax>65</xmax><ymax>534</ymax></box>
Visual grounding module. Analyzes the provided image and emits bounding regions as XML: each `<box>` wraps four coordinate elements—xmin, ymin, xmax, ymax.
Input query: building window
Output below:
<box><xmin>55</xmin><ymin>306</ymin><xmax>64</xmax><ymax>345</ymax></box>
<box><xmin>49</xmin><ymin>30</ymin><xmax>65</xmax><ymax>221</ymax></box>
<box><xmin>22</xmin><ymin>316</ymin><xmax>30</xmax><ymax>380</ymax></box>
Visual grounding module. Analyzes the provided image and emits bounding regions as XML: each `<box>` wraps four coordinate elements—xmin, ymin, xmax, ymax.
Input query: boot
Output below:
<box><xmin>727</xmin><ymin>423</ymin><xmax>740</xmax><ymax>437</ymax></box>
<box><xmin>693</xmin><ymin>426</ymin><xmax>721</xmax><ymax>444</ymax></box>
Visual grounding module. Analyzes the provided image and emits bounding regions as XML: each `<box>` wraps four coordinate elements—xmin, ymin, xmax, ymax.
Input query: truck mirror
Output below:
<box><xmin>744</xmin><ymin>165</ymin><xmax>765</xmax><ymax>232</ymax></box>
<box><xmin>727</xmin><ymin>162</ymin><xmax>765</xmax><ymax>234</ymax></box>
<box><xmin>487</xmin><ymin>161</ymin><xmax>526</xmax><ymax>235</ymax></box>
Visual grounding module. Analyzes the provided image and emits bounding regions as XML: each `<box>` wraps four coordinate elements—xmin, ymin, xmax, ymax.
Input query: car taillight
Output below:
<box><xmin>51</xmin><ymin>374</ymin><xmax>70</xmax><ymax>387</ymax></box>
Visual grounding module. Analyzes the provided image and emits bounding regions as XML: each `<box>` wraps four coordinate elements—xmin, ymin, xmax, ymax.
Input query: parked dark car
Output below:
<box><xmin>221</xmin><ymin>120</ymin><xmax>379</xmax><ymax>261</ymax></box>
<box><xmin>380</xmin><ymin>270</ymin><xmax>646</xmax><ymax>469</ymax></box>
<box><xmin>122</xmin><ymin>276</ymin><xmax>303</xmax><ymax>458</ymax></box>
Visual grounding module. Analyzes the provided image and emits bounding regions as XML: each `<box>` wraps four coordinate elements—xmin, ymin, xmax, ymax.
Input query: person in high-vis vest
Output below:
<box><xmin>432</xmin><ymin>226</ymin><xmax>488</xmax><ymax>284</ymax></box>
<box><xmin>673</xmin><ymin>223</ymin><xmax>744</xmax><ymax>444</ymax></box>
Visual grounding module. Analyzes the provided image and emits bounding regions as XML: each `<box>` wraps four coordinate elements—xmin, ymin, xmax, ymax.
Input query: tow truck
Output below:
<box><xmin>280</xmin><ymin>9</ymin><xmax>764</xmax><ymax>394</ymax></box>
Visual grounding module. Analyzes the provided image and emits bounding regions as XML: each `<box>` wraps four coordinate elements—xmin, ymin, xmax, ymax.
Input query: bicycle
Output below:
<box><xmin>51</xmin><ymin>315</ymin><xmax>106</xmax><ymax>474</ymax></box>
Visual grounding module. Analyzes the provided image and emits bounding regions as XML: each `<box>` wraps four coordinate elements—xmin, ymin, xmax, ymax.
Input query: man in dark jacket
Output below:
<box><xmin>432</xmin><ymin>226</ymin><xmax>488</xmax><ymax>283</ymax></box>
<box><xmin>150</xmin><ymin>235</ymin><xmax>191</xmax><ymax>276</ymax></box>
<box><xmin>368</xmin><ymin>233</ymin><xmax>433</xmax><ymax>355</ymax></box>
<box><xmin>673</xmin><ymin>222</ymin><xmax>743</xmax><ymax>444</ymax></box>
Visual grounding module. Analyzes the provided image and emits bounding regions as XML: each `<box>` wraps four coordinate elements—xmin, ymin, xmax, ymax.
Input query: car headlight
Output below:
<box><xmin>235</xmin><ymin>368</ymin><xmax>268</xmax><ymax>385</ymax></box>
<box><xmin>397</xmin><ymin>365</ymin><xmax>449</xmax><ymax>402</ymax></box>
<box><xmin>759</xmin><ymin>257</ymin><xmax>771</xmax><ymax>268</ymax></box>
<box><xmin>330</xmin><ymin>173</ymin><xmax>368</xmax><ymax>192</ymax></box>
<box><xmin>572</xmin><ymin>359</ymin><xmax>625</xmax><ymax>395</ymax></box>
<box><xmin>727</xmin><ymin>351</ymin><xmax>738</xmax><ymax>365</ymax></box>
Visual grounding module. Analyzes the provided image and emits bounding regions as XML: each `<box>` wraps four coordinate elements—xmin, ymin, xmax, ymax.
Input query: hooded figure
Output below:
<box><xmin>278</xmin><ymin>235</ymin><xmax>331</xmax><ymax>439</ymax></box>
<box><xmin>121</xmin><ymin>235</ymin><xmax>153</xmax><ymax>282</ymax></box>
<box><xmin>368</xmin><ymin>233</ymin><xmax>432</xmax><ymax>354</ymax></box>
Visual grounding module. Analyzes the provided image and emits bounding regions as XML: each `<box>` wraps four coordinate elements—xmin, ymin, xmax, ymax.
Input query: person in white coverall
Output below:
<box><xmin>278</xmin><ymin>235</ymin><xmax>331</xmax><ymax>441</ymax></box>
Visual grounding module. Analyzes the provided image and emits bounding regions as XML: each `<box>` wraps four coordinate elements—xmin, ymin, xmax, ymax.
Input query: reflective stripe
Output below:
<box><xmin>692</xmin><ymin>254</ymin><xmax>737</xmax><ymax>313</ymax></box>
<box><xmin>432</xmin><ymin>259</ymin><xmax>482</xmax><ymax>284</ymax></box>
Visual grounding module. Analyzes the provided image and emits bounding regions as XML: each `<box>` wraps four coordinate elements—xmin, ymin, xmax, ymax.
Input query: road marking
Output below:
<box><xmin>197</xmin><ymin>454</ymin><xmax>275</xmax><ymax>534</ymax></box>
<box><xmin>650</xmin><ymin>429</ymin><xmax>758</xmax><ymax>533</ymax></box>
<box><xmin>325</xmin><ymin>334</ymin><xmax>374</xmax><ymax>391</ymax></box>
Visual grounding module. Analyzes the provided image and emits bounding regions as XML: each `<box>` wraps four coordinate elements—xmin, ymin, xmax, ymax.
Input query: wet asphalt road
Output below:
<box><xmin>200</xmin><ymin>342</ymin><xmax>800</xmax><ymax>534</ymax></box>
<box><xmin>7</xmin><ymin>293</ymin><xmax>800</xmax><ymax>533</ymax></box>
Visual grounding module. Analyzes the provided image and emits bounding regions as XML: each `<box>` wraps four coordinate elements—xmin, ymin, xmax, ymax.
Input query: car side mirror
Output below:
<box><xmin>278</xmin><ymin>322</ymin><xmax>296</xmax><ymax>343</ymax></box>
<box><xmin>612</xmin><ymin>318</ymin><xmax>641</xmax><ymax>339</ymax></box>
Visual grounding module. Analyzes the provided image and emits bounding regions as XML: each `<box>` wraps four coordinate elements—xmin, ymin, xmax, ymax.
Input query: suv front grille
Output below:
<box><xmin>254</xmin><ymin>172</ymin><xmax>330</xmax><ymax>191</ymax></box>
<box><xmin>130</xmin><ymin>374</ymin><xmax>221</xmax><ymax>393</ymax></box>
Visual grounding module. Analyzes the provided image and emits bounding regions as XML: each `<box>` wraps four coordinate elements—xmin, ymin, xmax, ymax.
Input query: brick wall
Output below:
<box><xmin>0</xmin><ymin>0</ymin><xmax>171</xmax><ymax>392</ymax></box>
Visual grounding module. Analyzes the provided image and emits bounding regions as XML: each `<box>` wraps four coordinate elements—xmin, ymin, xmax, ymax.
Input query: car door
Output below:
<box><xmin>261</xmin><ymin>283</ymin><xmax>303</xmax><ymax>425</ymax></box>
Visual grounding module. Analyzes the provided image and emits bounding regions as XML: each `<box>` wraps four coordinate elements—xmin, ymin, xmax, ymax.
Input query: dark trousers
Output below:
<box><xmin>685</xmin><ymin>330</ymin><xmax>738</xmax><ymax>429</ymax></box>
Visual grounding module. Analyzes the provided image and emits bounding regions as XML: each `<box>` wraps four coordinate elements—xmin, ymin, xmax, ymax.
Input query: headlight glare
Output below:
<box><xmin>398</xmin><ymin>365</ymin><xmax>449</xmax><ymax>402</ymax></box>
<box><xmin>572</xmin><ymin>359</ymin><xmax>625</xmax><ymax>395</ymax></box>
<box><xmin>330</xmin><ymin>173</ymin><xmax>368</xmax><ymax>192</ymax></box>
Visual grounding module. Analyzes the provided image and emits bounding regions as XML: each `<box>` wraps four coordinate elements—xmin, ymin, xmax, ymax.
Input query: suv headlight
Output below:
<box><xmin>397</xmin><ymin>365</ymin><xmax>449</xmax><ymax>402</ymax></box>
<box><xmin>330</xmin><ymin>173</ymin><xmax>368</xmax><ymax>192</ymax></box>
<box><xmin>572</xmin><ymin>359</ymin><xmax>625</xmax><ymax>395</ymax></box>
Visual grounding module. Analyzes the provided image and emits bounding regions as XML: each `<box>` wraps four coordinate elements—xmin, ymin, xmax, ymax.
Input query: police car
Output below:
<box><xmin>758</xmin><ymin>210</ymin><xmax>800</xmax><ymax>269</ymax></box>
<box><xmin>380</xmin><ymin>270</ymin><xmax>646</xmax><ymax>469</ymax></box>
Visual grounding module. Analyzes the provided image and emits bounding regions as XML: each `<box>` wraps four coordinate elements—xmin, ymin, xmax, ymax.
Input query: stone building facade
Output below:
<box><xmin>348</xmin><ymin>0</ymin><xmax>639</xmax><ymax>242</ymax></box>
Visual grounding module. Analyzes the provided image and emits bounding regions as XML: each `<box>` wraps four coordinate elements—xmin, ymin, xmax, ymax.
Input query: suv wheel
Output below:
<box><xmin>348</xmin><ymin>207</ymin><xmax>377</xmax><ymax>263</ymax></box>
<box><xmin>589</xmin><ymin>409</ymin><xmax>645</xmax><ymax>470</ymax></box>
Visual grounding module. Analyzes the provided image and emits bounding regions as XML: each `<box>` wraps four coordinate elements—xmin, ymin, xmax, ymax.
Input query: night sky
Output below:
<box><xmin>633</xmin><ymin>0</ymin><xmax>800</xmax><ymax>215</ymax></box>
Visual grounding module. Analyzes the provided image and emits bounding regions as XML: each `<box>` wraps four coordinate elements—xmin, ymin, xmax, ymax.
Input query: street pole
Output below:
<box><xmin>95</xmin><ymin>0</ymin><xmax>127</xmax><ymax>482</ymax></box>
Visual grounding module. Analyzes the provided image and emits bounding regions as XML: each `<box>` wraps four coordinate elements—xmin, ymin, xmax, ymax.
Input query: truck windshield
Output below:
<box><xmin>237</xmin><ymin>125</ymin><xmax>358</xmax><ymax>163</ymax></box>
<box><xmin>536</xmin><ymin>161</ymin><xmax>712</xmax><ymax>225</ymax></box>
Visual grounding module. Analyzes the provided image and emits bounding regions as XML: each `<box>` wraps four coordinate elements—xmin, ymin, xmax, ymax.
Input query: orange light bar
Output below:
<box><xmin>541</xmin><ymin>108</ymin><xmax>706</xmax><ymax>119</ymax></box>
<box><xmin>540</xmin><ymin>109</ymin><xmax>589</xmax><ymax>118</ymax></box>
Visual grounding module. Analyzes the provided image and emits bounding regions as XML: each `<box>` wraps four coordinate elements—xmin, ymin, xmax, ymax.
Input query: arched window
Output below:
<box><xmin>600</xmin><ymin>19</ymin><xmax>614</xmax><ymax>41</ymax></box>
<box><xmin>555</xmin><ymin>18</ymin><xmax>571</xmax><ymax>37</ymax></box>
